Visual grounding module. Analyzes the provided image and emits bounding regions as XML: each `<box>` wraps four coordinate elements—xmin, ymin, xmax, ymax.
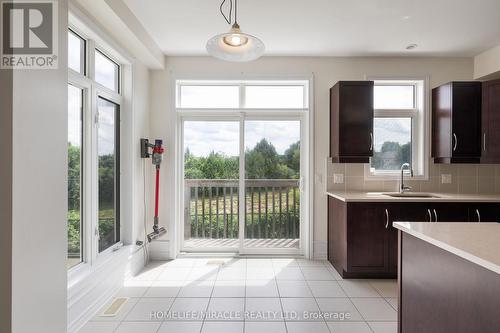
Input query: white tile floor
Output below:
<box><xmin>79</xmin><ymin>258</ymin><xmax>397</xmax><ymax>333</ymax></box>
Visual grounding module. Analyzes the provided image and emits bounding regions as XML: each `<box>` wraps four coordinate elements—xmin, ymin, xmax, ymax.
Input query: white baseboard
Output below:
<box><xmin>313</xmin><ymin>240</ymin><xmax>327</xmax><ymax>260</ymax></box>
<box><xmin>148</xmin><ymin>240</ymin><xmax>171</xmax><ymax>260</ymax></box>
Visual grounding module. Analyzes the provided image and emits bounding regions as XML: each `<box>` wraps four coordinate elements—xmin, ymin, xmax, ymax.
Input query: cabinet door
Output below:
<box><xmin>432</xmin><ymin>83</ymin><xmax>452</xmax><ymax>159</ymax></box>
<box><xmin>338</xmin><ymin>81</ymin><xmax>374</xmax><ymax>159</ymax></box>
<box><xmin>482</xmin><ymin>80</ymin><xmax>500</xmax><ymax>163</ymax></box>
<box><xmin>347</xmin><ymin>203</ymin><xmax>389</xmax><ymax>273</ymax></box>
<box><xmin>468</xmin><ymin>204</ymin><xmax>499</xmax><ymax>223</ymax></box>
<box><xmin>392</xmin><ymin>203</ymin><xmax>433</xmax><ymax>223</ymax></box>
<box><xmin>389</xmin><ymin>203</ymin><xmax>433</xmax><ymax>273</ymax></box>
<box><xmin>431</xmin><ymin>203</ymin><xmax>469</xmax><ymax>222</ymax></box>
<box><xmin>451</xmin><ymin>82</ymin><xmax>482</xmax><ymax>158</ymax></box>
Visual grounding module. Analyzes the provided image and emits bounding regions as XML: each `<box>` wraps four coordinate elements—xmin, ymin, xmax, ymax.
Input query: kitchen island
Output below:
<box><xmin>394</xmin><ymin>222</ymin><xmax>500</xmax><ymax>333</ymax></box>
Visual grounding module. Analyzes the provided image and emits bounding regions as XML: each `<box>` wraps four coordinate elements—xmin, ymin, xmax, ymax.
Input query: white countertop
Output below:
<box><xmin>326</xmin><ymin>190</ymin><xmax>500</xmax><ymax>203</ymax></box>
<box><xmin>393</xmin><ymin>222</ymin><xmax>500</xmax><ymax>274</ymax></box>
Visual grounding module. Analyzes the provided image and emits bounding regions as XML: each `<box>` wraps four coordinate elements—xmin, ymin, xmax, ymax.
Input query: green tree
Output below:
<box><xmin>68</xmin><ymin>143</ymin><xmax>81</xmax><ymax>210</ymax></box>
<box><xmin>399</xmin><ymin>142</ymin><xmax>411</xmax><ymax>165</ymax></box>
<box><xmin>98</xmin><ymin>154</ymin><xmax>115</xmax><ymax>208</ymax></box>
<box><xmin>184</xmin><ymin>148</ymin><xmax>205</xmax><ymax>179</ymax></box>
<box><xmin>283</xmin><ymin>141</ymin><xmax>300</xmax><ymax>179</ymax></box>
<box><xmin>246</xmin><ymin>139</ymin><xmax>284</xmax><ymax>179</ymax></box>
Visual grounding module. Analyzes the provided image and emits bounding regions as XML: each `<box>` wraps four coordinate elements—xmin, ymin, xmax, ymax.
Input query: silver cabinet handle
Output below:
<box><xmin>483</xmin><ymin>133</ymin><xmax>487</xmax><ymax>152</ymax></box>
<box><xmin>433</xmin><ymin>209</ymin><xmax>438</xmax><ymax>222</ymax></box>
<box><xmin>476</xmin><ymin>209</ymin><xmax>481</xmax><ymax>223</ymax></box>
<box><xmin>427</xmin><ymin>209</ymin><xmax>433</xmax><ymax>222</ymax></box>
<box><xmin>370</xmin><ymin>132</ymin><xmax>373</xmax><ymax>151</ymax></box>
<box><xmin>453</xmin><ymin>133</ymin><xmax>458</xmax><ymax>151</ymax></box>
<box><xmin>385</xmin><ymin>209</ymin><xmax>389</xmax><ymax>229</ymax></box>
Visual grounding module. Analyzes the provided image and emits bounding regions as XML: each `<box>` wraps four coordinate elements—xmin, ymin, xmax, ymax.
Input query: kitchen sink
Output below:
<box><xmin>383</xmin><ymin>192</ymin><xmax>441</xmax><ymax>198</ymax></box>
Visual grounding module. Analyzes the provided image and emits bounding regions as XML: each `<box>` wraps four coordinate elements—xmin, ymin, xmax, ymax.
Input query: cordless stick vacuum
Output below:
<box><xmin>140</xmin><ymin>138</ymin><xmax>167</xmax><ymax>242</ymax></box>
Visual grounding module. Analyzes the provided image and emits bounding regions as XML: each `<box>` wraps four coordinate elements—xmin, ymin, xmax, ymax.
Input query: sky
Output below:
<box><xmin>373</xmin><ymin>118</ymin><xmax>411</xmax><ymax>151</ymax></box>
<box><xmin>68</xmin><ymin>86</ymin><xmax>117</xmax><ymax>156</ymax></box>
<box><xmin>184</xmin><ymin>121</ymin><xmax>301</xmax><ymax>157</ymax></box>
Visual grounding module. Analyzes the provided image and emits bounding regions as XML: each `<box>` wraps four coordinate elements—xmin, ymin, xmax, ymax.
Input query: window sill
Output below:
<box><xmin>364</xmin><ymin>173</ymin><xmax>428</xmax><ymax>181</ymax></box>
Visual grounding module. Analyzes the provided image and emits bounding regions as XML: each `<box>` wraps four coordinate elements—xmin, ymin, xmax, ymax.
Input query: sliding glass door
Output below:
<box><xmin>183</xmin><ymin>121</ymin><xmax>240</xmax><ymax>250</ymax></box>
<box><xmin>244</xmin><ymin>120</ymin><xmax>301</xmax><ymax>251</ymax></box>
<box><xmin>182</xmin><ymin>118</ymin><xmax>303</xmax><ymax>254</ymax></box>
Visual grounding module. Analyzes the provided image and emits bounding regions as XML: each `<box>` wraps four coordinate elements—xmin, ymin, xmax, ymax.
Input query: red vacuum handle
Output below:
<box><xmin>154</xmin><ymin>166</ymin><xmax>160</xmax><ymax>218</ymax></box>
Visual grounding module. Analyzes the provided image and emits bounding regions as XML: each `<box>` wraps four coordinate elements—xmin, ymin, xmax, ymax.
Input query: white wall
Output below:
<box><xmin>132</xmin><ymin>61</ymin><xmax>153</xmax><ymax>245</ymax></box>
<box><xmin>474</xmin><ymin>44</ymin><xmax>500</xmax><ymax>79</ymax></box>
<box><xmin>0</xmin><ymin>53</ymin><xmax>13</xmax><ymax>333</ymax></box>
<box><xmin>10</xmin><ymin>0</ymin><xmax>68</xmax><ymax>332</ymax></box>
<box><xmin>149</xmin><ymin>56</ymin><xmax>473</xmax><ymax>259</ymax></box>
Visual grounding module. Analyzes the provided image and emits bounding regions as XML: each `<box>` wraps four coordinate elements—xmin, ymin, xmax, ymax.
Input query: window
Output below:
<box><xmin>95</xmin><ymin>49</ymin><xmax>120</xmax><ymax>92</ymax></box>
<box><xmin>67</xmin><ymin>84</ymin><xmax>83</xmax><ymax>268</ymax></box>
<box><xmin>177</xmin><ymin>80</ymin><xmax>309</xmax><ymax>254</ymax></box>
<box><xmin>97</xmin><ymin>98</ymin><xmax>120</xmax><ymax>252</ymax></box>
<box><xmin>367</xmin><ymin>79</ymin><xmax>426</xmax><ymax>178</ymax></box>
<box><xmin>68</xmin><ymin>29</ymin><xmax>85</xmax><ymax>74</ymax></box>
<box><xmin>179</xmin><ymin>85</ymin><xmax>239</xmax><ymax>108</ymax></box>
<box><xmin>67</xmin><ymin>27</ymin><xmax>123</xmax><ymax>270</ymax></box>
<box><xmin>245</xmin><ymin>85</ymin><xmax>306</xmax><ymax>108</ymax></box>
<box><xmin>176</xmin><ymin>80</ymin><xmax>308</xmax><ymax>110</ymax></box>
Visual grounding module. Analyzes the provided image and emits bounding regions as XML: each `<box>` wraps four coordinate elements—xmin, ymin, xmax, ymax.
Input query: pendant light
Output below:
<box><xmin>206</xmin><ymin>0</ymin><xmax>265</xmax><ymax>62</ymax></box>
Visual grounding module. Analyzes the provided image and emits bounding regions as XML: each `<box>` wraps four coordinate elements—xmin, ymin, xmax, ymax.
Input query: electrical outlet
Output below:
<box><xmin>333</xmin><ymin>173</ymin><xmax>344</xmax><ymax>184</ymax></box>
<box><xmin>441</xmin><ymin>174</ymin><xmax>452</xmax><ymax>184</ymax></box>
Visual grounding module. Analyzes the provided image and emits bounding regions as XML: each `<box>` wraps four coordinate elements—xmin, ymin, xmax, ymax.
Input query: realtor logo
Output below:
<box><xmin>1</xmin><ymin>0</ymin><xmax>58</xmax><ymax>69</ymax></box>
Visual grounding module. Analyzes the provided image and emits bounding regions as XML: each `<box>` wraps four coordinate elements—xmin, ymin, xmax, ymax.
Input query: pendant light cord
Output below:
<box><xmin>219</xmin><ymin>0</ymin><xmax>232</xmax><ymax>25</ymax></box>
<box><xmin>234</xmin><ymin>0</ymin><xmax>238</xmax><ymax>24</ymax></box>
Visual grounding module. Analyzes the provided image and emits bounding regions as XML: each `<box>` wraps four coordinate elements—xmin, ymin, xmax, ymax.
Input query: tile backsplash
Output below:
<box><xmin>327</xmin><ymin>162</ymin><xmax>500</xmax><ymax>194</ymax></box>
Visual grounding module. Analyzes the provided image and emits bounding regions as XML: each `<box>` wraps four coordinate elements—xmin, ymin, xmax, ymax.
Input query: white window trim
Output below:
<box><xmin>67</xmin><ymin>13</ymin><xmax>132</xmax><ymax>282</ymax></box>
<box><xmin>173</xmin><ymin>77</ymin><xmax>314</xmax><ymax>259</ymax></box>
<box><xmin>364</xmin><ymin>77</ymin><xmax>429</xmax><ymax>181</ymax></box>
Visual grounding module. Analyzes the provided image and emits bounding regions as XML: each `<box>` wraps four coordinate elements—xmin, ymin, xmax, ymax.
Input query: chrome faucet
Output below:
<box><xmin>400</xmin><ymin>163</ymin><xmax>414</xmax><ymax>193</ymax></box>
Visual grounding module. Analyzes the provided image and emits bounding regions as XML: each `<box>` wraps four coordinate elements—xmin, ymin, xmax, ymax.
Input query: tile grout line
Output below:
<box><xmin>199</xmin><ymin>262</ymin><xmax>217</xmax><ymax>333</ymax></box>
<box><xmin>297</xmin><ymin>262</ymin><xmax>333</xmax><ymax>333</ymax></box>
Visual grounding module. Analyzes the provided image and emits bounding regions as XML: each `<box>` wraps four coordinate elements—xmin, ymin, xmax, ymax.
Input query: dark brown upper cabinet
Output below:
<box><xmin>330</xmin><ymin>81</ymin><xmax>374</xmax><ymax>163</ymax></box>
<box><xmin>432</xmin><ymin>81</ymin><xmax>482</xmax><ymax>163</ymax></box>
<box><xmin>481</xmin><ymin>79</ymin><xmax>500</xmax><ymax>163</ymax></box>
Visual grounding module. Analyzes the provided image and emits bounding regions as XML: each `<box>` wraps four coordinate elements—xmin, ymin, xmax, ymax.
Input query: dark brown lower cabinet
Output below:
<box><xmin>467</xmin><ymin>203</ymin><xmax>499</xmax><ymax>222</ymax></box>
<box><xmin>327</xmin><ymin>197</ymin><xmax>499</xmax><ymax>278</ymax></box>
<box><xmin>328</xmin><ymin>198</ymin><xmax>398</xmax><ymax>278</ymax></box>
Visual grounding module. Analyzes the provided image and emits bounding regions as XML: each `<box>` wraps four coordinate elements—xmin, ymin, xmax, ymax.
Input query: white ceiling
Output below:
<box><xmin>123</xmin><ymin>0</ymin><xmax>500</xmax><ymax>57</ymax></box>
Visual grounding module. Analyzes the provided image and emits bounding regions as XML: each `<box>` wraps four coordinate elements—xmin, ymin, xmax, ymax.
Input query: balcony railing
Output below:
<box><xmin>184</xmin><ymin>179</ymin><xmax>300</xmax><ymax>240</ymax></box>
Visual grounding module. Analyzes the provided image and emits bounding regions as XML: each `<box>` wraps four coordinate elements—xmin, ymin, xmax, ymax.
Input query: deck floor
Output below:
<box><xmin>184</xmin><ymin>238</ymin><xmax>300</xmax><ymax>249</ymax></box>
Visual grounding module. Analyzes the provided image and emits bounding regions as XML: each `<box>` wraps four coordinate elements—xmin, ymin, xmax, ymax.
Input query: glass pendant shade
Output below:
<box><xmin>206</xmin><ymin>24</ymin><xmax>265</xmax><ymax>62</ymax></box>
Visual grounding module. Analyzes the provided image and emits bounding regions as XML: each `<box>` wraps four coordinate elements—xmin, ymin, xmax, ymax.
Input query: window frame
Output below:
<box><xmin>67</xmin><ymin>26</ymin><xmax>123</xmax><ymax>274</ymax></box>
<box><xmin>96</xmin><ymin>96</ymin><xmax>121</xmax><ymax>253</ymax></box>
<box><xmin>67</xmin><ymin>83</ymin><xmax>85</xmax><ymax>269</ymax></box>
<box><xmin>68</xmin><ymin>28</ymin><xmax>86</xmax><ymax>75</ymax></box>
<box><xmin>364</xmin><ymin>78</ymin><xmax>428</xmax><ymax>180</ymax></box>
<box><xmin>174</xmin><ymin>77</ymin><xmax>313</xmax><ymax>258</ymax></box>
